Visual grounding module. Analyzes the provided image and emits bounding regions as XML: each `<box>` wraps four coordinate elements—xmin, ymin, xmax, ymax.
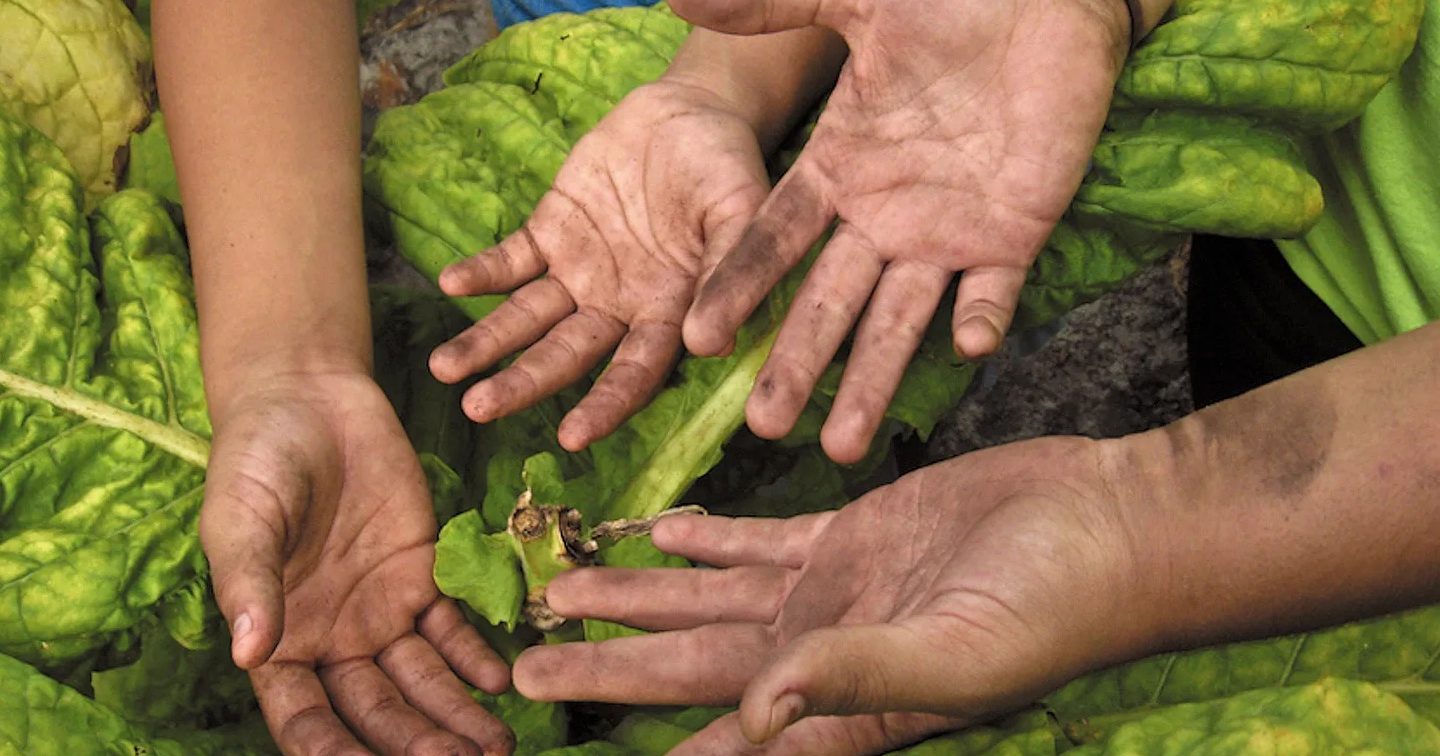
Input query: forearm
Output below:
<box><xmin>153</xmin><ymin>0</ymin><xmax>370</xmax><ymax>419</ymax></box>
<box><xmin>1112</xmin><ymin>320</ymin><xmax>1440</xmax><ymax>651</ymax></box>
<box><xmin>662</xmin><ymin>27</ymin><xmax>846</xmax><ymax>153</ymax></box>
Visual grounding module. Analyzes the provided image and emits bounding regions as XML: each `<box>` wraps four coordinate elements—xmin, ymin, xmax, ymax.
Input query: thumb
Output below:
<box><xmin>669</xmin><ymin>0</ymin><xmax>836</xmax><ymax>35</ymax></box>
<box><xmin>198</xmin><ymin>457</ymin><xmax>298</xmax><ymax>669</ymax></box>
<box><xmin>737</xmin><ymin>619</ymin><xmax>1004</xmax><ymax>744</ymax></box>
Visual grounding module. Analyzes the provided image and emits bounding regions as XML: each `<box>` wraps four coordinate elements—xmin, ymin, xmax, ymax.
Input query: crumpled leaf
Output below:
<box><xmin>0</xmin><ymin>0</ymin><xmax>152</xmax><ymax>204</ymax></box>
<box><xmin>1076</xmin><ymin>112</ymin><xmax>1323</xmax><ymax>238</ymax></box>
<box><xmin>442</xmin><ymin>5</ymin><xmax>690</xmax><ymax>141</ymax></box>
<box><xmin>1049</xmin><ymin>605</ymin><xmax>1440</xmax><ymax>742</ymax></box>
<box><xmin>433</xmin><ymin>510</ymin><xmax>525</xmax><ymax>631</ymax></box>
<box><xmin>1066</xmin><ymin>678</ymin><xmax>1440</xmax><ymax>754</ymax></box>
<box><xmin>0</xmin><ymin>114</ymin><xmax>211</xmax><ymax>670</ymax></box>
<box><xmin>364</xmin><ymin>81</ymin><xmax>567</xmax><ymax>316</ymax></box>
<box><xmin>1118</xmin><ymin>0</ymin><xmax>1425</xmax><ymax>129</ymax></box>
<box><xmin>90</xmin><ymin>623</ymin><xmax>255</xmax><ymax>730</ymax></box>
<box><xmin>0</xmin><ymin>651</ymin><xmax>275</xmax><ymax>755</ymax></box>
<box><xmin>1014</xmin><ymin>216</ymin><xmax>1180</xmax><ymax>332</ymax></box>
<box><xmin>889</xmin><ymin>710</ymin><xmax>1059</xmax><ymax>756</ymax></box>
<box><xmin>473</xmin><ymin>688</ymin><xmax>569</xmax><ymax>756</ymax></box>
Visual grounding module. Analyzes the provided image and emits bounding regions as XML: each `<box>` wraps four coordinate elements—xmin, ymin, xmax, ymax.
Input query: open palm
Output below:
<box><xmin>430</xmin><ymin>79</ymin><xmax>771</xmax><ymax>451</ymax></box>
<box><xmin>678</xmin><ymin>0</ymin><xmax>1131</xmax><ymax>463</ymax></box>
<box><xmin>510</xmin><ymin>437</ymin><xmax>1149</xmax><ymax>755</ymax></box>
<box><xmin>201</xmin><ymin>373</ymin><xmax>512</xmax><ymax>754</ymax></box>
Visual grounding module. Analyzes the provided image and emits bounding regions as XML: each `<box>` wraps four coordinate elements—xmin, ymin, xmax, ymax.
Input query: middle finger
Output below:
<box><xmin>821</xmin><ymin>261</ymin><xmax>950</xmax><ymax>464</ymax></box>
<box><xmin>321</xmin><ymin>658</ymin><xmax>479</xmax><ymax>755</ymax></box>
<box><xmin>461</xmin><ymin>309</ymin><xmax>626</xmax><ymax>423</ymax></box>
<box><xmin>746</xmin><ymin>226</ymin><xmax>885</xmax><ymax>440</ymax></box>
<box><xmin>546</xmin><ymin>565</ymin><xmax>792</xmax><ymax>631</ymax></box>
<box><xmin>513</xmin><ymin>623</ymin><xmax>773</xmax><ymax>705</ymax></box>
<box><xmin>377</xmin><ymin>634</ymin><xmax>516</xmax><ymax>755</ymax></box>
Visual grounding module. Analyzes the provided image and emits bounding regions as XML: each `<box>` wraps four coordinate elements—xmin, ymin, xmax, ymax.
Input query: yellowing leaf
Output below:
<box><xmin>0</xmin><ymin>0</ymin><xmax>152</xmax><ymax>204</ymax></box>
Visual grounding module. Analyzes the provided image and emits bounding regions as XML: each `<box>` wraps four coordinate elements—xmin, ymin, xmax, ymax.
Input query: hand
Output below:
<box><xmin>511</xmin><ymin>437</ymin><xmax>1155</xmax><ymax>754</ymax></box>
<box><xmin>201</xmin><ymin>370</ymin><xmax>514</xmax><ymax>755</ymax></box>
<box><xmin>428</xmin><ymin>79</ymin><xmax>771</xmax><ymax>451</ymax></box>
<box><xmin>675</xmin><ymin>0</ymin><xmax>1132</xmax><ymax>463</ymax></box>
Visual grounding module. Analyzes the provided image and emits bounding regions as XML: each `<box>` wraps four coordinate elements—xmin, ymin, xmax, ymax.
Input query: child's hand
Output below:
<box><xmin>201</xmin><ymin>369</ymin><xmax>514</xmax><ymax>755</ymax></box>
<box><xmin>676</xmin><ymin>0</ymin><xmax>1133</xmax><ymax>464</ymax></box>
<box><xmin>429</xmin><ymin>79</ymin><xmax>770</xmax><ymax>450</ymax></box>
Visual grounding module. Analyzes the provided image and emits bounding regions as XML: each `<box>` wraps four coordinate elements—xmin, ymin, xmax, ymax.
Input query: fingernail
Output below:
<box><xmin>766</xmin><ymin>693</ymin><xmax>806</xmax><ymax>741</ymax></box>
<box><xmin>232</xmin><ymin>612</ymin><xmax>253</xmax><ymax>641</ymax></box>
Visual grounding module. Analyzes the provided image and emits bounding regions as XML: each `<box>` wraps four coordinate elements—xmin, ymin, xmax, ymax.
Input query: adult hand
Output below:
<box><xmin>201</xmin><ymin>370</ymin><xmax>514</xmax><ymax>755</ymax></box>
<box><xmin>511</xmin><ymin>437</ymin><xmax>1156</xmax><ymax>754</ymax></box>
<box><xmin>676</xmin><ymin>0</ymin><xmax>1132</xmax><ymax>463</ymax></box>
<box><xmin>429</xmin><ymin>78</ymin><xmax>771</xmax><ymax>451</ymax></box>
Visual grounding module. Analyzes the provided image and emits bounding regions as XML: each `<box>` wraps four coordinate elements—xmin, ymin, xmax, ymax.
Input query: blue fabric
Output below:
<box><xmin>492</xmin><ymin>0</ymin><xmax>651</xmax><ymax>29</ymax></box>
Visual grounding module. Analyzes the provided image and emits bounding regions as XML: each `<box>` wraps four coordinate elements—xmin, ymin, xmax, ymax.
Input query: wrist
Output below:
<box><xmin>203</xmin><ymin>346</ymin><xmax>373</xmax><ymax>425</ymax></box>
<box><xmin>1091</xmin><ymin>430</ymin><xmax>1192</xmax><ymax>660</ymax></box>
<box><xmin>662</xmin><ymin>27</ymin><xmax>845</xmax><ymax>152</ymax></box>
<box><xmin>1072</xmin><ymin>0</ymin><xmax>1176</xmax><ymax>62</ymax></box>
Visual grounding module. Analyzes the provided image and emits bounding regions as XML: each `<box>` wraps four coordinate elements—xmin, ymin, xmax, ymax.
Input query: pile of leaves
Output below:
<box><xmin>0</xmin><ymin>0</ymin><xmax>1435</xmax><ymax>753</ymax></box>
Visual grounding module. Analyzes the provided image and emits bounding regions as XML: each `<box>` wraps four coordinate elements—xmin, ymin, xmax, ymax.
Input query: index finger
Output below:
<box><xmin>683</xmin><ymin>165</ymin><xmax>835</xmax><ymax>357</ymax></box>
<box><xmin>250</xmin><ymin>661</ymin><xmax>369</xmax><ymax>756</ymax></box>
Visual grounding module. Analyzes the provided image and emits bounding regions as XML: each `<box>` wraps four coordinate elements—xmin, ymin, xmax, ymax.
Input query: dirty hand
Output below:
<box><xmin>677</xmin><ymin>0</ymin><xmax>1132</xmax><ymax>464</ymax></box>
<box><xmin>429</xmin><ymin>79</ymin><xmax>771</xmax><ymax>451</ymax></box>
<box><xmin>201</xmin><ymin>370</ymin><xmax>514</xmax><ymax>755</ymax></box>
<box><xmin>512</xmin><ymin>437</ymin><xmax>1154</xmax><ymax>754</ymax></box>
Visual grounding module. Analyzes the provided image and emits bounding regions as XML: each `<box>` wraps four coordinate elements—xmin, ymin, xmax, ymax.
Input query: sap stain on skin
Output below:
<box><xmin>1192</xmin><ymin>384</ymin><xmax>1339</xmax><ymax>501</ymax></box>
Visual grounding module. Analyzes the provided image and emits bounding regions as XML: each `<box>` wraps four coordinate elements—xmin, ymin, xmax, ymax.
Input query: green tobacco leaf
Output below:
<box><xmin>123</xmin><ymin>112</ymin><xmax>180</xmax><ymax>208</ymax></box>
<box><xmin>1076</xmin><ymin>112</ymin><xmax>1322</xmax><ymax>239</ymax></box>
<box><xmin>476</xmin><ymin>395</ymin><xmax>578</xmax><ymax>530</ymax></box>
<box><xmin>91</xmin><ymin>623</ymin><xmax>256</xmax><ymax>730</ymax></box>
<box><xmin>1119</xmin><ymin>0</ymin><xmax>1424</xmax><ymax>129</ymax></box>
<box><xmin>370</xmin><ymin>285</ymin><xmax>479</xmax><ymax>476</ymax></box>
<box><xmin>1049</xmin><ymin>606</ymin><xmax>1440</xmax><ymax>743</ymax></box>
<box><xmin>705</xmin><ymin>445</ymin><xmax>850</xmax><ymax>519</ymax></box>
<box><xmin>419</xmin><ymin>453</ymin><xmax>467</xmax><ymax>524</ymax></box>
<box><xmin>890</xmin><ymin>710</ymin><xmax>1058</xmax><ymax>755</ymax></box>
<box><xmin>1</xmin><ymin>651</ymin><xmax>275</xmax><ymax>755</ymax></box>
<box><xmin>364</xmin><ymin>81</ymin><xmax>568</xmax><ymax>318</ymax></box>
<box><xmin>1014</xmin><ymin>216</ymin><xmax>1180</xmax><ymax>332</ymax></box>
<box><xmin>131</xmin><ymin>0</ymin><xmax>151</xmax><ymax>33</ymax></box>
<box><xmin>606</xmin><ymin>707</ymin><xmax>728</xmax><ymax>755</ymax></box>
<box><xmin>1066</xmin><ymin>678</ymin><xmax>1440</xmax><ymax>754</ymax></box>
<box><xmin>443</xmin><ymin>5</ymin><xmax>689</xmax><ymax>141</ymax></box>
<box><xmin>0</xmin><ymin>116</ymin><xmax>212</xmax><ymax>669</ymax></box>
<box><xmin>434</xmin><ymin>511</ymin><xmax>525</xmax><ymax>630</ymax></box>
<box><xmin>153</xmin><ymin>572</ymin><xmax>224</xmax><ymax>652</ymax></box>
<box><xmin>523</xmin><ymin>452</ymin><xmax>569</xmax><ymax>505</ymax></box>
<box><xmin>0</xmin><ymin>0</ymin><xmax>152</xmax><ymax>204</ymax></box>
<box><xmin>474</xmin><ymin>689</ymin><xmax>568</xmax><ymax>755</ymax></box>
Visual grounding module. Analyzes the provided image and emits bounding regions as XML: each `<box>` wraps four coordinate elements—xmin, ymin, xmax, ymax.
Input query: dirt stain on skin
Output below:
<box><xmin>1189</xmin><ymin>384</ymin><xmax>1338</xmax><ymax>501</ymax></box>
<box><xmin>699</xmin><ymin>175</ymin><xmax>826</xmax><ymax>317</ymax></box>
